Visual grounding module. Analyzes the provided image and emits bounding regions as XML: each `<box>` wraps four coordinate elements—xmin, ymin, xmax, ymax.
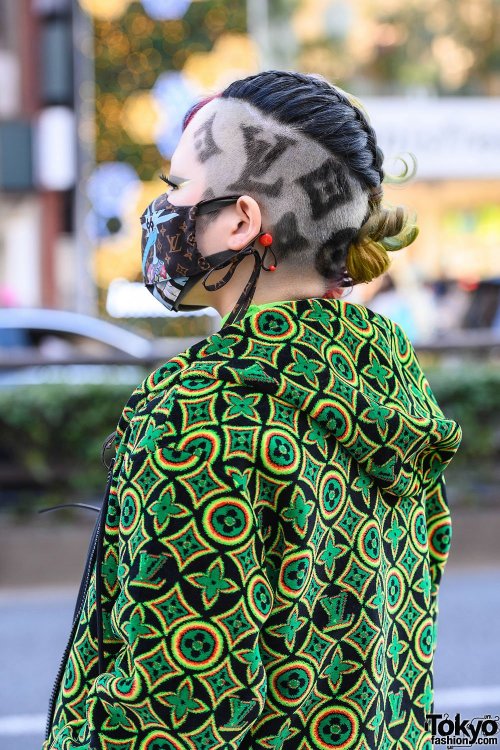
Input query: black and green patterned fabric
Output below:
<box><xmin>44</xmin><ymin>296</ymin><xmax>462</xmax><ymax>750</ymax></box>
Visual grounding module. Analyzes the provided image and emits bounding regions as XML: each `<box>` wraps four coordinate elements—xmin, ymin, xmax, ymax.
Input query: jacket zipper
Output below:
<box><xmin>45</xmin><ymin>462</ymin><xmax>115</xmax><ymax>741</ymax></box>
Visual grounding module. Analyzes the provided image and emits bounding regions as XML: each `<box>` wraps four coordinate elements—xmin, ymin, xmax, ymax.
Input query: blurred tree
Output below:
<box><xmin>93</xmin><ymin>0</ymin><xmax>246</xmax><ymax>180</ymax></box>
<box><xmin>295</xmin><ymin>0</ymin><xmax>500</xmax><ymax>95</ymax></box>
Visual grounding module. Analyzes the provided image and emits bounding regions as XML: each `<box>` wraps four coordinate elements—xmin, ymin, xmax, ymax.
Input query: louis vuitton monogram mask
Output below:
<box><xmin>140</xmin><ymin>190</ymin><xmax>277</xmax><ymax>326</ymax></box>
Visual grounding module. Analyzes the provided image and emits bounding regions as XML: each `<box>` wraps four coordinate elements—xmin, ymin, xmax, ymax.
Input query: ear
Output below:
<box><xmin>226</xmin><ymin>195</ymin><xmax>262</xmax><ymax>251</ymax></box>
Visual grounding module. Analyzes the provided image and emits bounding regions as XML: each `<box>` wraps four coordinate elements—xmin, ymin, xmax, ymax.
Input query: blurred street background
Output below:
<box><xmin>0</xmin><ymin>0</ymin><xmax>499</xmax><ymax>748</ymax></box>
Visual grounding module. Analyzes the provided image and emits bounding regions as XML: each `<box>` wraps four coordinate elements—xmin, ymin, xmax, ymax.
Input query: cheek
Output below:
<box><xmin>195</xmin><ymin>214</ymin><xmax>226</xmax><ymax>254</ymax></box>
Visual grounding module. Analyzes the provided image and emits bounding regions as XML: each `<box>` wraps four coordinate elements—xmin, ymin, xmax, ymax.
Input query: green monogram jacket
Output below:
<box><xmin>44</xmin><ymin>296</ymin><xmax>462</xmax><ymax>750</ymax></box>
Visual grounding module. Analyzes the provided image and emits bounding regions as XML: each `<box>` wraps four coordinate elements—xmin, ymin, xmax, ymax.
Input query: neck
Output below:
<box><xmin>213</xmin><ymin>254</ymin><xmax>336</xmax><ymax>319</ymax></box>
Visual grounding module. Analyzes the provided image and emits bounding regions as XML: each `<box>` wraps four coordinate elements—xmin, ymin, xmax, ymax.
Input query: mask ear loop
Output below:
<box><xmin>202</xmin><ymin>231</ymin><xmax>277</xmax><ymax>290</ymax></box>
<box><xmin>202</xmin><ymin>244</ymin><xmax>256</xmax><ymax>292</ymax></box>
<box><xmin>261</xmin><ymin>243</ymin><xmax>277</xmax><ymax>271</ymax></box>
<box><xmin>208</xmin><ymin>232</ymin><xmax>277</xmax><ymax>327</ymax></box>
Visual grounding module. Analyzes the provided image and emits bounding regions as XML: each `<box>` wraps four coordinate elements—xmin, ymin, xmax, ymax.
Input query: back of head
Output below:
<box><xmin>183</xmin><ymin>70</ymin><xmax>418</xmax><ymax>287</ymax></box>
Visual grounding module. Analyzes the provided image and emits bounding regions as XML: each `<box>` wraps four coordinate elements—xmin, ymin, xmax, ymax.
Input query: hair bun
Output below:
<box><xmin>346</xmin><ymin>203</ymin><xmax>419</xmax><ymax>284</ymax></box>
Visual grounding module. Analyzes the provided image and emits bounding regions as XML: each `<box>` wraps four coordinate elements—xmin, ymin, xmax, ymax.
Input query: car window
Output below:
<box><xmin>0</xmin><ymin>329</ymin><xmax>126</xmax><ymax>357</ymax></box>
<box><xmin>0</xmin><ymin>329</ymin><xmax>31</xmax><ymax>348</ymax></box>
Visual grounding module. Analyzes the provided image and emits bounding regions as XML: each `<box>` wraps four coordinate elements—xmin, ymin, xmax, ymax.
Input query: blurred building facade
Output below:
<box><xmin>1</xmin><ymin>0</ymin><xmax>499</xmax><ymax>318</ymax></box>
<box><xmin>0</xmin><ymin>0</ymin><xmax>84</xmax><ymax>311</ymax></box>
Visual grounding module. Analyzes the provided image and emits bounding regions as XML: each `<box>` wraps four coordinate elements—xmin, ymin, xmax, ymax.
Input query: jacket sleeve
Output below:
<box><xmin>390</xmin><ymin>320</ymin><xmax>461</xmax><ymax>653</ymax></box>
<box><xmin>45</xmin><ymin>379</ymin><xmax>274</xmax><ymax>750</ymax></box>
<box><xmin>424</xmin><ymin>473</ymin><xmax>451</xmax><ymax>652</ymax></box>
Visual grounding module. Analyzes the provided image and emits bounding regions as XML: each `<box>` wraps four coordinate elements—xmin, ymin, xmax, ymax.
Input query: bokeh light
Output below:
<box><xmin>92</xmin><ymin>180</ymin><xmax>163</xmax><ymax>287</ymax></box>
<box><xmin>120</xmin><ymin>91</ymin><xmax>162</xmax><ymax>144</ymax></box>
<box><xmin>86</xmin><ymin>162</ymin><xmax>140</xmax><ymax>219</ymax></box>
<box><xmin>152</xmin><ymin>71</ymin><xmax>200</xmax><ymax>159</ymax></box>
<box><xmin>140</xmin><ymin>0</ymin><xmax>191</xmax><ymax>21</ymax></box>
<box><xmin>182</xmin><ymin>32</ymin><xmax>259</xmax><ymax>91</ymax></box>
<box><xmin>79</xmin><ymin>0</ymin><xmax>131</xmax><ymax>21</ymax></box>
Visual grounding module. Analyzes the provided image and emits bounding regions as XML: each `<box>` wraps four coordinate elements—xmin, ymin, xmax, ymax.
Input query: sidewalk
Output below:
<box><xmin>0</xmin><ymin>506</ymin><xmax>499</xmax><ymax>589</ymax></box>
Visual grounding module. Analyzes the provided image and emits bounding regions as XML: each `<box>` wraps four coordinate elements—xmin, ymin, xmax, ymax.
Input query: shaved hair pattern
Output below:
<box><xmin>187</xmin><ymin>95</ymin><xmax>368</xmax><ymax>282</ymax></box>
<box><xmin>182</xmin><ymin>71</ymin><xmax>419</xmax><ymax>286</ymax></box>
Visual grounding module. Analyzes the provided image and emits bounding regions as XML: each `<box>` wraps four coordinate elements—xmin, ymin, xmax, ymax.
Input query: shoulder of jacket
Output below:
<box><xmin>176</xmin><ymin>358</ymin><xmax>280</xmax><ymax>394</ymax></box>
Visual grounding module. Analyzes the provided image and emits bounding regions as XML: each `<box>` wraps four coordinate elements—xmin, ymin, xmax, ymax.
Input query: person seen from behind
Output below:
<box><xmin>44</xmin><ymin>70</ymin><xmax>462</xmax><ymax>750</ymax></box>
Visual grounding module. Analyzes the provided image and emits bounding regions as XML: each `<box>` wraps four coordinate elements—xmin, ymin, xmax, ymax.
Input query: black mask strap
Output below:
<box><xmin>202</xmin><ymin>240</ymin><xmax>277</xmax><ymax>327</ymax></box>
<box><xmin>195</xmin><ymin>194</ymin><xmax>278</xmax><ymax>326</ymax></box>
<box><xmin>202</xmin><ymin>245</ymin><xmax>255</xmax><ymax>291</ymax></box>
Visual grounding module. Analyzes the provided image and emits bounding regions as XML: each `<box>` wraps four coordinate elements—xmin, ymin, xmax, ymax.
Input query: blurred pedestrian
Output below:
<box><xmin>44</xmin><ymin>70</ymin><xmax>462</xmax><ymax>750</ymax></box>
<box><xmin>366</xmin><ymin>273</ymin><xmax>422</xmax><ymax>339</ymax></box>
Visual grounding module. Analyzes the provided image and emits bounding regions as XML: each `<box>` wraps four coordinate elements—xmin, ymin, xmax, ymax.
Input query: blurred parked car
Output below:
<box><xmin>0</xmin><ymin>308</ymin><xmax>203</xmax><ymax>385</ymax></box>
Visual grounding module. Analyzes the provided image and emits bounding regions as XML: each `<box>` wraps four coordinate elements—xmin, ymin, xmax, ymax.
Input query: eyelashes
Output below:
<box><xmin>159</xmin><ymin>173</ymin><xmax>179</xmax><ymax>190</ymax></box>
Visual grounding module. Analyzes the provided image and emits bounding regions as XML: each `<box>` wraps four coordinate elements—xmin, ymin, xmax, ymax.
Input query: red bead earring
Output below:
<box><xmin>259</xmin><ymin>233</ymin><xmax>277</xmax><ymax>272</ymax></box>
<box><xmin>259</xmin><ymin>233</ymin><xmax>273</xmax><ymax>247</ymax></box>
<box><xmin>259</xmin><ymin>232</ymin><xmax>276</xmax><ymax>271</ymax></box>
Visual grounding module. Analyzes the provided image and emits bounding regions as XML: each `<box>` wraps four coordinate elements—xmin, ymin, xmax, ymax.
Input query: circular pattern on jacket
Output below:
<box><xmin>175</xmin><ymin>432</ymin><xmax>218</xmax><ymax>462</ymax></box>
<box><xmin>142</xmin><ymin>730</ymin><xmax>184</xmax><ymax>749</ymax></box>
<box><xmin>62</xmin><ymin>653</ymin><xmax>79</xmax><ymax>697</ymax></box>
<box><xmin>319</xmin><ymin>472</ymin><xmax>345</xmax><ymax>520</ymax></box>
<box><xmin>119</xmin><ymin>487</ymin><xmax>140</xmax><ymax>534</ymax></box>
<box><xmin>344</xmin><ymin>304</ymin><xmax>373</xmax><ymax>335</ymax></box>
<box><xmin>312</xmin><ymin>402</ymin><xmax>351</xmax><ymax>441</ymax></box>
<box><xmin>252</xmin><ymin>308</ymin><xmax>297</xmax><ymax>340</ymax></box>
<box><xmin>177</xmin><ymin>376</ymin><xmax>219</xmax><ymax>394</ymax></box>
<box><xmin>278</xmin><ymin>549</ymin><xmax>313</xmax><ymax>598</ymax></box>
<box><xmin>310</xmin><ymin>705</ymin><xmax>359</xmax><ymax>749</ymax></box>
<box><xmin>410</xmin><ymin>507</ymin><xmax>428</xmax><ymax>553</ymax></box>
<box><xmin>428</xmin><ymin>517</ymin><xmax>452</xmax><ymax>561</ymax></box>
<box><xmin>326</xmin><ymin>347</ymin><xmax>358</xmax><ymax>386</ymax></box>
<box><xmin>261</xmin><ymin>429</ymin><xmax>300</xmax><ymax>474</ymax></box>
<box><xmin>371</xmin><ymin>639</ymin><xmax>384</xmax><ymax>682</ymax></box>
<box><xmin>269</xmin><ymin>660</ymin><xmax>315</xmax><ymax>707</ymax></box>
<box><xmin>415</xmin><ymin>616</ymin><xmax>434</xmax><ymax>663</ymax></box>
<box><xmin>393</xmin><ymin>323</ymin><xmax>411</xmax><ymax>361</ymax></box>
<box><xmin>358</xmin><ymin>520</ymin><xmax>381</xmax><ymax>566</ymax></box>
<box><xmin>386</xmin><ymin>569</ymin><xmax>405</xmax><ymax>614</ymax></box>
<box><xmin>170</xmin><ymin>621</ymin><xmax>224</xmax><ymax>671</ymax></box>
<box><xmin>203</xmin><ymin>498</ymin><xmax>252</xmax><ymax>546</ymax></box>
<box><xmin>247</xmin><ymin>574</ymin><xmax>273</xmax><ymax>621</ymax></box>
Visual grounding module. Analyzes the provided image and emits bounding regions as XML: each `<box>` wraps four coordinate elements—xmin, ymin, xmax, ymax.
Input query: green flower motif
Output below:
<box><xmin>319</xmin><ymin>536</ymin><xmax>342</xmax><ymax>570</ymax></box>
<box><xmin>365</xmin><ymin>404</ymin><xmax>391</xmax><ymax>429</ymax></box>
<box><xmin>151</xmin><ymin>491</ymin><xmax>183</xmax><ymax>525</ymax></box>
<box><xmin>124</xmin><ymin>610</ymin><xmax>150</xmax><ymax>645</ymax></box>
<box><xmin>290</xmin><ymin>351</ymin><xmax>322</xmax><ymax>383</ymax></box>
<box><xmin>137</xmin><ymin>424</ymin><xmax>164</xmax><ymax>452</ymax></box>
<box><xmin>164</xmin><ymin>682</ymin><xmax>199</xmax><ymax>720</ymax></box>
<box><xmin>282</xmin><ymin>494</ymin><xmax>312</xmax><ymax>529</ymax></box>
<box><xmin>227</xmin><ymin>393</ymin><xmax>257</xmax><ymax>418</ymax></box>
<box><xmin>205</xmin><ymin>335</ymin><xmax>234</xmax><ymax>355</ymax></box>
<box><xmin>192</xmin><ymin>560</ymin><xmax>232</xmax><ymax>603</ymax></box>
<box><xmin>323</xmin><ymin>651</ymin><xmax>352</xmax><ymax>684</ymax></box>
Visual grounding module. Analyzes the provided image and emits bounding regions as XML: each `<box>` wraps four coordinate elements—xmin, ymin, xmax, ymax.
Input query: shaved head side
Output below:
<box><xmin>188</xmin><ymin>97</ymin><xmax>370</xmax><ymax>279</ymax></box>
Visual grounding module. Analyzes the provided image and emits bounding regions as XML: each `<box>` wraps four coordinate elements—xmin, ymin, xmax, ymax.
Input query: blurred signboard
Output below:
<box><xmin>363</xmin><ymin>97</ymin><xmax>500</xmax><ymax>180</ymax></box>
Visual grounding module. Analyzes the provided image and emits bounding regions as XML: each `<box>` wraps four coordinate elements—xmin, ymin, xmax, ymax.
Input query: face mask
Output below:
<box><xmin>140</xmin><ymin>191</ymin><xmax>277</xmax><ymax>327</ymax></box>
